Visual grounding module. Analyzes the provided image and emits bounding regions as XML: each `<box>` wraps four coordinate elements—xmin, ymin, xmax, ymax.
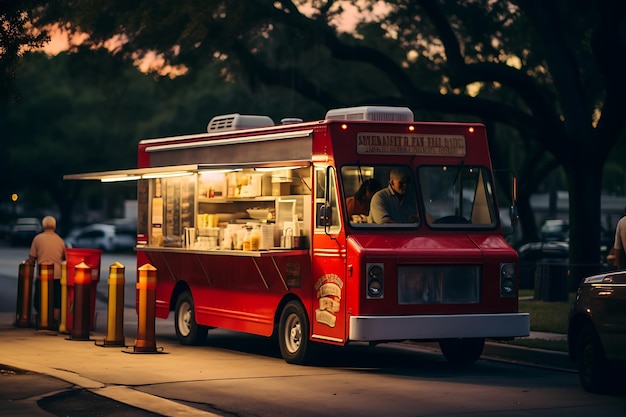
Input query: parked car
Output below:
<box><xmin>540</xmin><ymin>219</ymin><xmax>570</xmax><ymax>241</ymax></box>
<box><xmin>65</xmin><ymin>223</ymin><xmax>136</xmax><ymax>252</ymax></box>
<box><xmin>10</xmin><ymin>217</ymin><xmax>43</xmax><ymax>247</ymax></box>
<box><xmin>568</xmin><ymin>270</ymin><xmax>626</xmax><ymax>394</ymax></box>
<box><xmin>539</xmin><ymin>218</ymin><xmax>614</xmax><ymax>257</ymax></box>
<box><xmin>517</xmin><ymin>241</ymin><xmax>570</xmax><ymax>289</ymax></box>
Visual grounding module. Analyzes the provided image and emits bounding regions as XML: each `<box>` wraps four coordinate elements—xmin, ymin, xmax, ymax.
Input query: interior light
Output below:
<box><xmin>142</xmin><ymin>172</ymin><xmax>193</xmax><ymax>179</ymax></box>
<box><xmin>101</xmin><ymin>175</ymin><xmax>142</xmax><ymax>183</ymax></box>
<box><xmin>198</xmin><ymin>168</ymin><xmax>242</xmax><ymax>174</ymax></box>
<box><xmin>254</xmin><ymin>166</ymin><xmax>305</xmax><ymax>172</ymax></box>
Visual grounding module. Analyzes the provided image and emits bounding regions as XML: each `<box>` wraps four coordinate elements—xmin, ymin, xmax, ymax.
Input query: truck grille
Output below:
<box><xmin>398</xmin><ymin>265</ymin><xmax>481</xmax><ymax>304</ymax></box>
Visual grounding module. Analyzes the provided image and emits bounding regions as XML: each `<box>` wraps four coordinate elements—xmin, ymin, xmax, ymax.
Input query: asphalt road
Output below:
<box><xmin>1</xmin><ymin>244</ymin><xmax>624</xmax><ymax>417</ymax></box>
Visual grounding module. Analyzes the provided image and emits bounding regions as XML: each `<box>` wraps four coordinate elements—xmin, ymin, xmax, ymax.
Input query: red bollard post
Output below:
<box><xmin>37</xmin><ymin>263</ymin><xmax>55</xmax><ymax>331</ymax></box>
<box><xmin>133</xmin><ymin>263</ymin><xmax>158</xmax><ymax>353</ymax></box>
<box><xmin>14</xmin><ymin>261</ymin><xmax>35</xmax><ymax>328</ymax></box>
<box><xmin>69</xmin><ymin>262</ymin><xmax>92</xmax><ymax>341</ymax></box>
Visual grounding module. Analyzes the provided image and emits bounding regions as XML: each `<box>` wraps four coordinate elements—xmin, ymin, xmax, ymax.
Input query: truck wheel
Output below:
<box><xmin>577</xmin><ymin>324</ymin><xmax>610</xmax><ymax>393</ymax></box>
<box><xmin>439</xmin><ymin>338</ymin><xmax>484</xmax><ymax>365</ymax></box>
<box><xmin>278</xmin><ymin>301</ymin><xmax>315</xmax><ymax>364</ymax></box>
<box><xmin>175</xmin><ymin>291</ymin><xmax>208</xmax><ymax>345</ymax></box>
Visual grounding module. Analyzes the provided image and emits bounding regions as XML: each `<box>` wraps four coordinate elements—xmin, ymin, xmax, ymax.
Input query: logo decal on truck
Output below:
<box><xmin>314</xmin><ymin>274</ymin><xmax>344</xmax><ymax>327</ymax></box>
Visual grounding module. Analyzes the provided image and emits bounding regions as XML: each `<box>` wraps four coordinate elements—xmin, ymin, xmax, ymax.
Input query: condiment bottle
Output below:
<box><xmin>250</xmin><ymin>226</ymin><xmax>260</xmax><ymax>251</ymax></box>
<box><xmin>242</xmin><ymin>227</ymin><xmax>252</xmax><ymax>251</ymax></box>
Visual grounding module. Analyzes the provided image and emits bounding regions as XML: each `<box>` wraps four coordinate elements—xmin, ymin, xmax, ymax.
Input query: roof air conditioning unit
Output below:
<box><xmin>325</xmin><ymin>106</ymin><xmax>414</xmax><ymax>122</ymax></box>
<box><xmin>207</xmin><ymin>113</ymin><xmax>274</xmax><ymax>132</ymax></box>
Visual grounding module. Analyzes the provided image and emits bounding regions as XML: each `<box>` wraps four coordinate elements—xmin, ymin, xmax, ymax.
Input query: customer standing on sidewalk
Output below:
<box><xmin>29</xmin><ymin>216</ymin><xmax>66</xmax><ymax>328</ymax></box>
<box><xmin>609</xmin><ymin>206</ymin><xmax>626</xmax><ymax>270</ymax></box>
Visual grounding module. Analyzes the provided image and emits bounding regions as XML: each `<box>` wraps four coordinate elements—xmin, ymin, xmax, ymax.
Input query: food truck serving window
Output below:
<box><xmin>140</xmin><ymin>165</ymin><xmax>313</xmax><ymax>249</ymax></box>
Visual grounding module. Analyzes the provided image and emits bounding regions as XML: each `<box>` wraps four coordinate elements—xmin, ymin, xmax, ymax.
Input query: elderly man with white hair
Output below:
<box><xmin>29</xmin><ymin>216</ymin><xmax>66</xmax><ymax>329</ymax></box>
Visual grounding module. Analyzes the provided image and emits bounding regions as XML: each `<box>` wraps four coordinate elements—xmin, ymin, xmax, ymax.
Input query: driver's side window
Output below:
<box><xmin>315</xmin><ymin>167</ymin><xmax>340</xmax><ymax>231</ymax></box>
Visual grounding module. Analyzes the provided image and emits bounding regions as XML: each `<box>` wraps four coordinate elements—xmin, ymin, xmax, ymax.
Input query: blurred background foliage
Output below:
<box><xmin>1</xmin><ymin>0</ymin><xmax>625</xmax><ymax>283</ymax></box>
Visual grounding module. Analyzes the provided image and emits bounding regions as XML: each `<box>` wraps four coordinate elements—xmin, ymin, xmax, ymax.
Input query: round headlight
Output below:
<box><xmin>368</xmin><ymin>278</ymin><xmax>383</xmax><ymax>297</ymax></box>
<box><xmin>368</xmin><ymin>265</ymin><xmax>383</xmax><ymax>280</ymax></box>
<box><xmin>501</xmin><ymin>278</ymin><xmax>515</xmax><ymax>296</ymax></box>
<box><xmin>501</xmin><ymin>263</ymin><xmax>515</xmax><ymax>279</ymax></box>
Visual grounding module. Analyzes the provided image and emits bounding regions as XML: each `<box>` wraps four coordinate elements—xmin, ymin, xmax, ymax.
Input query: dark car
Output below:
<box><xmin>540</xmin><ymin>219</ymin><xmax>569</xmax><ymax>242</ymax></box>
<box><xmin>517</xmin><ymin>241</ymin><xmax>569</xmax><ymax>289</ymax></box>
<box><xmin>10</xmin><ymin>217</ymin><xmax>43</xmax><ymax>247</ymax></box>
<box><xmin>567</xmin><ymin>270</ymin><xmax>626</xmax><ymax>394</ymax></box>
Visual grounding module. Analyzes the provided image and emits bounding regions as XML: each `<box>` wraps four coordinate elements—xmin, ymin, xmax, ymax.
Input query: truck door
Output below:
<box><xmin>311</xmin><ymin>166</ymin><xmax>348</xmax><ymax>344</ymax></box>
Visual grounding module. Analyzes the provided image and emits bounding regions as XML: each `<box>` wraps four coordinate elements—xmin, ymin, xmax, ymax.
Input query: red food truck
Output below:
<box><xmin>65</xmin><ymin>106</ymin><xmax>529</xmax><ymax>364</ymax></box>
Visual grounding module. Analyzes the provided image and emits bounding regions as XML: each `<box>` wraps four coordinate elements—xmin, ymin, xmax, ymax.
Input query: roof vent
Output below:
<box><xmin>280</xmin><ymin>117</ymin><xmax>303</xmax><ymax>124</ymax></box>
<box><xmin>207</xmin><ymin>113</ymin><xmax>274</xmax><ymax>132</ymax></box>
<box><xmin>325</xmin><ymin>106</ymin><xmax>414</xmax><ymax>122</ymax></box>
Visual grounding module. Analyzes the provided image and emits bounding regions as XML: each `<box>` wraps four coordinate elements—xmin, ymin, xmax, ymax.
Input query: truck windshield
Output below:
<box><xmin>341</xmin><ymin>164</ymin><xmax>498</xmax><ymax>228</ymax></box>
<box><xmin>419</xmin><ymin>165</ymin><xmax>498</xmax><ymax>228</ymax></box>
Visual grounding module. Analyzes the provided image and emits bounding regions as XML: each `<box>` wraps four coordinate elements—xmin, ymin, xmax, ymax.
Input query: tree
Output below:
<box><xmin>0</xmin><ymin>45</ymin><xmax>324</xmax><ymax>231</ymax></box>
<box><xmin>32</xmin><ymin>0</ymin><xmax>626</xmax><ymax>284</ymax></box>
<box><xmin>0</xmin><ymin>0</ymin><xmax>49</xmax><ymax>101</ymax></box>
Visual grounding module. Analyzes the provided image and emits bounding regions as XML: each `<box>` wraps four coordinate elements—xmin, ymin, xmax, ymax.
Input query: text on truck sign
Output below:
<box><xmin>357</xmin><ymin>132</ymin><xmax>467</xmax><ymax>157</ymax></box>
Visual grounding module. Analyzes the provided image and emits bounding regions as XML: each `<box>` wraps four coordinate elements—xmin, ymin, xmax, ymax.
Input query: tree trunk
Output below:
<box><xmin>565</xmin><ymin>160</ymin><xmax>603</xmax><ymax>290</ymax></box>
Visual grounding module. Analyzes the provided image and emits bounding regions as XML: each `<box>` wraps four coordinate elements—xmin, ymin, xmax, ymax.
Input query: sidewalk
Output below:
<box><xmin>0</xmin><ymin>308</ymin><xmax>573</xmax><ymax>417</ymax></box>
<box><xmin>0</xmin><ymin>310</ymin><xmax>223</xmax><ymax>417</ymax></box>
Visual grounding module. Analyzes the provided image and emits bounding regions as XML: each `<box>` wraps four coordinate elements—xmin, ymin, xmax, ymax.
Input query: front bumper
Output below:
<box><xmin>350</xmin><ymin>313</ymin><xmax>530</xmax><ymax>341</ymax></box>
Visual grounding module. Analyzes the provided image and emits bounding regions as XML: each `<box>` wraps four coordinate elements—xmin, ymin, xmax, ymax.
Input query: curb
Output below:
<box><xmin>483</xmin><ymin>341</ymin><xmax>576</xmax><ymax>372</ymax></box>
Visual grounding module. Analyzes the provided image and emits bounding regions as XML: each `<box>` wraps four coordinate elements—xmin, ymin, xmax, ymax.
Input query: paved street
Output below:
<box><xmin>1</xmin><ymin>246</ymin><xmax>624</xmax><ymax>416</ymax></box>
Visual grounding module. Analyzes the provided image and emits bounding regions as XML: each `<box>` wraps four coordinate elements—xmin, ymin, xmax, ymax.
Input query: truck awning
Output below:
<box><xmin>63</xmin><ymin>160</ymin><xmax>312</xmax><ymax>182</ymax></box>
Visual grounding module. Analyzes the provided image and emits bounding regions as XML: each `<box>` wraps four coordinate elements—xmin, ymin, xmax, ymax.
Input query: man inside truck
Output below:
<box><xmin>370</xmin><ymin>168</ymin><xmax>419</xmax><ymax>224</ymax></box>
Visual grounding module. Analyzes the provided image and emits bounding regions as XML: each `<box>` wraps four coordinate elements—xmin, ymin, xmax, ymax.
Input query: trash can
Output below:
<box><xmin>533</xmin><ymin>262</ymin><xmax>569</xmax><ymax>302</ymax></box>
<box><xmin>65</xmin><ymin>248</ymin><xmax>102</xmax><ymax>331</ymax></box>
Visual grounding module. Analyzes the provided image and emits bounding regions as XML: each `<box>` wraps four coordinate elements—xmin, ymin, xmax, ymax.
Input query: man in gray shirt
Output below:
<box><xmin>29</xmin><ymin>216</ymin><xmax>66</xmax><ymax>328</ymax></box>
<box><xmin>370</xmin><ymin>168</ymin><xmax>419</xmax><ymax>224</ymax></box>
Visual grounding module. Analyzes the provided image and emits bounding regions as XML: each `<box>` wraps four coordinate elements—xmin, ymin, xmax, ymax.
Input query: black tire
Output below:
<box><xmin>174</xmin><ymin>291</ymin><xmax>208</xmax><ymax>345</ymax></box>
<box><xmin>439</xmin><ymin>338</ymin><xmax>485</xmax><ymax>365</ymax></box>
<box><xmin>576</xmin><ymin>324</ymin><xmax>610</xmax><ymax>394</ymax></box>
<box><xmin>278</xmin><ymin>301</ymin><xmax>315</xmax><ymax>365</ymax></box>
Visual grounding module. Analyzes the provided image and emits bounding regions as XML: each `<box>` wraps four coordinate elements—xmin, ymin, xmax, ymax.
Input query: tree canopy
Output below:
<box><xmin>4</xmin><ymin>0</ymin><xmax>626</xmax><ymax>283</ymax></box>
<box><xmin>0</xmin><ymin>0</ymin><xmax>49</xmax><ymax>101</ymax></box>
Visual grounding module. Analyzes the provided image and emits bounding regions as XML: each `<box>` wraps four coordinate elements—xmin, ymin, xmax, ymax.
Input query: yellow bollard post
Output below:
<box><xmin>58</xmin><ymin>261</ymin><xmax>68</xmax><ymax>333</ymax></box>
<box><xmin>37</xmin><ymin>263</ymin><xmax>55</xmax><ymax>331</ymax></box>
<box><xmin>133</xmin><ymin>263</ymin><xmax>158</xmax><ymax>353</ymax></box>
<box><xmin>69</xmin><ymin>261</ymin><xmax>92</xmax><ymax>341</ymax></box>
<box><xmin>99</xmin><ymin>262</ymin><xmax>126</xmax><ymax>347</ymax></box>
<box><xmin>15</xmin><ymin>261</ymin><xmax>35</xmax><ymax>328</ymax></box>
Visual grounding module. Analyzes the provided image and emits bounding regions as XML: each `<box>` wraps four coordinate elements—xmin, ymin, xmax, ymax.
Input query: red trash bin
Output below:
<box><xmin>65</xmin><ymin>248</ymin><xmax>102</xmax><ymax>331</ymax></box>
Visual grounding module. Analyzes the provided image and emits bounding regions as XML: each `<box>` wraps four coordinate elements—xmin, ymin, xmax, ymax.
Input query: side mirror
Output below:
<box><xmin>509</xmin><ymin>204</ymin><xmax>519</xmax><ymax>228</ymax></box>
<box><xmin>318</xmin><ymin>204</ymin><xmax>332</xmax><ymax>227</ymax></box>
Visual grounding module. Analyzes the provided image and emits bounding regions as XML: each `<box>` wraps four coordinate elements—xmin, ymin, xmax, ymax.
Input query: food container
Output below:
<box><xmin>259</xmin><ymin>224</ymin><xmax>275</xmax><ymax>250</ymax></box>
<box><xmin>198</xmin><ymin>227</ymin><xmax>219</xmax><ymax>238</ymax></box>
<box><xmin>246</xmin><ymin>208</ymin><xmax>273</xmax><ymax>220</ymax></box>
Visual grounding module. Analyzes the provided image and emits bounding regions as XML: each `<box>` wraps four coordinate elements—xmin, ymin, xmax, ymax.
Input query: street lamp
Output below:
<box><xmin>11</xmin><ymin>193</ymin><xmax>18</xmax><ymax>215</ymax></box>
